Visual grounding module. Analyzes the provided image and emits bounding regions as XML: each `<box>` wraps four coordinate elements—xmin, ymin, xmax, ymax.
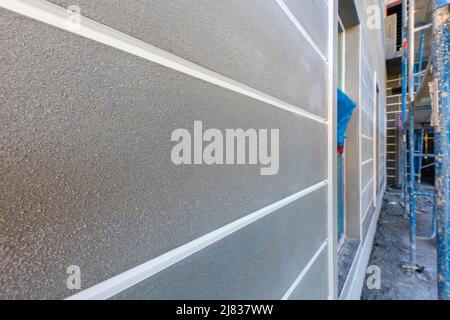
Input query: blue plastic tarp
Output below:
<box><xmin>337</xmin><ymin>89</ymin><xmax>357</xmax><ymax>147</ymax></box>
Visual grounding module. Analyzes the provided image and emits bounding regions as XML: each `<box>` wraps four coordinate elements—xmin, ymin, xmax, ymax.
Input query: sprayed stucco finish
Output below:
<box><xmin>0</xmin><ymin>6</ymin><xmax>328</xmax><ymax>299</ymax></box>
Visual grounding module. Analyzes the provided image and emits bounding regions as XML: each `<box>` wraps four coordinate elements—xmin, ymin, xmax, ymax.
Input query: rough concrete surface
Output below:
<box><xmin>361</xmin><ymin>185</ymin><xmax>437</xmax><ymax>300</ymax></box>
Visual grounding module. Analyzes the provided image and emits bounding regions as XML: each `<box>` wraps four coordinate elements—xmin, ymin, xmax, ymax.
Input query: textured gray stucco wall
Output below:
<box><xmin>48</xmin><ymin>0</ymin><xmax>329</xmax><ymax>118</ymax></box>
<box><xmin>362</xmin><ymin>135</ymin><xmax>375</xmax><ymax>162</ymax></box>
<box><xmin>113</xmin><ymin>187</ymin><xmax>328</xmax><ymax>299</ymax></box>
<box><xmin>0</xmin><ymin>0</ymin><xmax>330</xmax><ymax>300</ymax></box>
<box><xmin>288</xmin><ymin>249</ymin><xmax>329</xmax><ymax>300</ymax></box>
<box><xmin>361</xmin><ymin>162</ymin><xmax>374</xmax><ymax>191</ymax></box>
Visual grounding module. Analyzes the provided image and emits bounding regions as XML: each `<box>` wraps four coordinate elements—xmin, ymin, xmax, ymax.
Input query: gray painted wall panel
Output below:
<box><xmin>48</xmin><ymin>0</ymin><xmax>328</xmax><ymax>118</ymax></box>
<box><xmin>288</xmin><ymin>248</ymin><xmax>328</xmax><ymax>300</ymax></box>
<box><xmin>362</xmin><ymin>206</ymin><xmax>375</xmax><ymax>239</ymax></box>
<box><xmin>361</xmin><ymin>113</ymin><xmax>374</xmax><ymax>137</ymax></box>
<box><xmin>361</xmin><ymin>138</ymin><xmax>374</xmax><ymax>162</ymax></box>
<box><xmin>0</xmin><ymin>11</ymin><xmax>327</xmax><ymax>299</ymax></box>
<box><xmin>283</xmin><ymin>0</ymin><xmax>329</xmax><ymax>55</ymax></box>
<box><xmin>343</xmin><ymin>0</ymin><xmax>386</xmax><ymax>297</ymax></box>
<box><xmin>361</xmin><ymin>183</ymin><xmax>374</xmax><ymax>219</ymax></box>
<box><xmin>112</xmin><ymin>188</ymin><xmax>328</xmax><ymax>299</ymax></box>
<box><xmin>361</xmin><ymin>161</ymin><xmax>373</xmax><ymax>191</ymax></box>
<box><xmin>361</xmin><ymin>84</ymin><xmax>374</xmax><ymax>107</ymax></box>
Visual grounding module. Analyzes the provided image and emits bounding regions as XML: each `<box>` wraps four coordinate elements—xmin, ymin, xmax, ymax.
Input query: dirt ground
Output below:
<box><xmin>361</xmin><ymin>185</ymin><xmax>437</xmax><ymax>300</ymax></box>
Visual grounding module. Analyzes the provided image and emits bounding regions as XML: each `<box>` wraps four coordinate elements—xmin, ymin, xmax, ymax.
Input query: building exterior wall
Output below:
<box><xmin>0</xmin><ymin>0</ymin><xmax>384</xmax><ymax>300</ymax></box>
<box><xmin>339</xmin><ymin>0</ymin><xmax>387</xmax><ymax>299</ymax></box>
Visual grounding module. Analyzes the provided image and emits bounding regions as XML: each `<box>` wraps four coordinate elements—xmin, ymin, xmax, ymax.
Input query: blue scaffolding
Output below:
<box><xmin>400</xmin><ymin>0</ymin><xmax>450</xmax><ymax>300</ymax></box>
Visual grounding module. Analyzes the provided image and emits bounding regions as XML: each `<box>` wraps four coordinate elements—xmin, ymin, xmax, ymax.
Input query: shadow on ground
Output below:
<box><xmin>361</xmin><ymin>185</ymin><xmax>437</xmax><ymax>300</ymax></box>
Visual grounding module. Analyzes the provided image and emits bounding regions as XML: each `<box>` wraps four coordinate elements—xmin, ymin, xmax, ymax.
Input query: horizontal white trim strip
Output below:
<box><xmin>0</xmin><ymin>0</ymin><xmax>327</xmax><ymax>125</ymax></box>
<box><xmin>361</xmin><ymin>158</ymin><xmax>374</xmax><ymax>166</ymax></box>
<box><xmin>361</xmin><ymin>105</ymin><xmax>374</xmax><ymax>120</ymax></box>
<box><xmin>362</xmin><ymin>196</ymin><xmax>375</xmax><ymax>223</ymax></box>
<box><xmin>387</xmin><ymin>77</ymin><xmax>403</xmax><ymax>83</ymax></box>
<box><xmin>387</xmin><ymin>110</ymin><xmax>401</xmax><ymax>114</ymax></box>
<box><xmin>362</xmin><ymin>134</ymin><xmax>373</xmax><ymax>141</ymax></box>
<box><xmin>361</xmin><ymin>177</ymin><xmax>374</xmax><ymax>195</ymax></box>
<box><xmin>361</xmin><ymin>79</ymin><xmax>373</xmax><ymax>96</ymax></box>
<box><xmin>387</xmin><ymin>102</ymin><xmax>401</xmax><ymax>106</ymax></box>
<box><xmin>66</xmin><ymin>180</ymin><xmax>328</xmax><ymax>299</ymax></box>
<box><xmin>275</xmin><ymin>0</ymin><xmax>327</xmax><ymax>63</ymax></box>
<box><xmin>387</xmin><ymin>175</ymin><xmax>396</xmax><ymax>178</ymax></box>
<box><xmin>387</xmin><ymin>94</ymin><xmax>402</xmax><ymax>98</ymax></box>
<box><xmin>282</xmin><ymin>241</ymin><xmax>328</xmax><ymax>300</ymax></box>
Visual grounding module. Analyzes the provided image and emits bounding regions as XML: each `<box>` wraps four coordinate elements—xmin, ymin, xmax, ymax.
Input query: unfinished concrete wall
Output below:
<box><xmin>0</xmin><ymin>0</ymin><xmax>335</xmax><ymax>300</ymax></box>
